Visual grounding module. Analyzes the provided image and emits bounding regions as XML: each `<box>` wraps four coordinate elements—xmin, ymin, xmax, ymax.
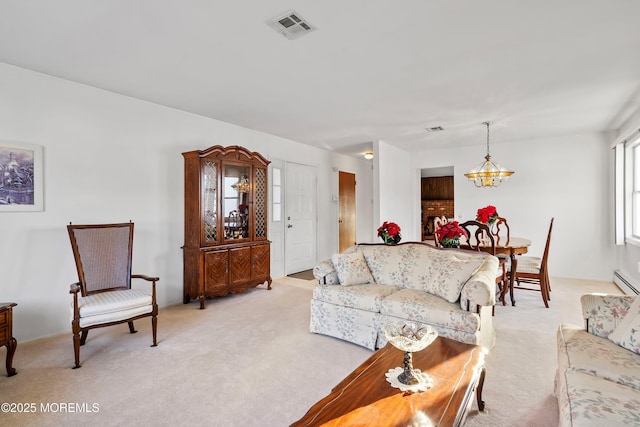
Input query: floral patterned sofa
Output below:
<box><xmin>555</xmin><ymin>293</ymin><xmax>640</xmax><ymax>426</ymax></box>
<box><xmin>310</xmin><ymin>242</ymin><xmax>499</xmax><ymax>350</ymax></box>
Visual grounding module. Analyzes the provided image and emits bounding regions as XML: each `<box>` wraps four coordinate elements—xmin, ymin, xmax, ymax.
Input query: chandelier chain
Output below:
<box><xmin>484</xmin><ymin>121</ymin><xmax>491</xmax><ymax>157</ymax></box>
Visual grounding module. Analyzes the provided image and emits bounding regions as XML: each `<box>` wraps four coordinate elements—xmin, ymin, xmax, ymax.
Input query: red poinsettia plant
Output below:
<box><xmin>476</xmin><ymin>205</ymin><xmax>499</xmax><ymax>224</ymax></box>
<box><xmin>434</xmin><ymin>221</ymin><xmax>468</xmax><ymax>248</ymax></box>
<box><xmin>377</xmin><ymin>221</ymin><xmax>402</xmax><ymax>245</ymax></box>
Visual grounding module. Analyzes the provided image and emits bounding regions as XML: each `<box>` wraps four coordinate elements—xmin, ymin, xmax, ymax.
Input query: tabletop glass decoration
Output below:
<box><xmin>381</xmin><ymin>321</ymin><xmax>438</xmax><ymax>392</ymax></box>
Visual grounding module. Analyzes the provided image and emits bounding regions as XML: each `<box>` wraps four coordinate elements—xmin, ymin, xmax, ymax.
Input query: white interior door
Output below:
<box><xmin>285</xmin><ymin>162</ymin><xmax>317</xmax><ymax>274</ymax></box>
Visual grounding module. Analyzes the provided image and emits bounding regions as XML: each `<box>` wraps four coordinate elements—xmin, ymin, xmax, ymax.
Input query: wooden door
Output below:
<box><xmin>339</xmin><ymin>171</ymin><xmax>356</xmax><ymax>253</ymax></box>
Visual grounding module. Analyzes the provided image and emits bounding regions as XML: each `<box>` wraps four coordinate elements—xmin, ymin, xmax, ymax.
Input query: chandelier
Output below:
<box><xmin>231</xmin><ymin>175</ymin><xmax>250</xmax><ymax>193</ymax></box>
<box><xmin>464</xmin><ymin>122</ymin><xmax>514</xmax><ymax>188</ymax></box>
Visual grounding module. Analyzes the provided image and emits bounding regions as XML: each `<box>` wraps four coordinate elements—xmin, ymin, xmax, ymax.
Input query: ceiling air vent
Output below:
<box><xmin>268</xmin><ymin>10</ymin><xmax>316</xmax><ymax>40</ymax></box>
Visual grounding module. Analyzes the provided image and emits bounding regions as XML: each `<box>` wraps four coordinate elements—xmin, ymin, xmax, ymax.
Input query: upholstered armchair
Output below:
<box><xmin>67</xmin><ymin>222</ymin><xmax>158</xmax><ymax>368</ymax></box>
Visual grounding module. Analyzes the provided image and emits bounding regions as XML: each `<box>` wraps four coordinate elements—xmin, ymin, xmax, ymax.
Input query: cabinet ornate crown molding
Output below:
<box><xmin>182</xmin><ymin>145</ymin><xmax>272</xmax><ymax>309</ymax></box>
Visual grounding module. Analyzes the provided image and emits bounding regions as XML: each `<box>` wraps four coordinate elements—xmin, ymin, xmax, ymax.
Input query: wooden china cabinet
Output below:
<box><xmin>182</xmin><ymin>145</ymin><xmax>272</xmax><ymax>309</ymax></box>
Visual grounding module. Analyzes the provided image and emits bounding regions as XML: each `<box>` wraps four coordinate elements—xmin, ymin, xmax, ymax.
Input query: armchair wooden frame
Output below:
<box><xmin>68</xmin><ymin>222</ymin><xmax>158</xmax><ymax>369</ymax></box>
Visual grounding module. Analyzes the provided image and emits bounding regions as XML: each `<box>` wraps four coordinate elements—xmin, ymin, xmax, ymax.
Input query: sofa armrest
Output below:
<box><xmin>313</xmin><ymin>259</ymin><xmax>340</xmax><ymax>285</ymax></box>
<box><xmin>460</xmin><ymin>255</ymin><xmax>498</xmax><ymax>311</ymax></box>
<box><xmin>580</xmin><ymin>293</ymin><xmax>636</xmax><ymax>338</ymax></box>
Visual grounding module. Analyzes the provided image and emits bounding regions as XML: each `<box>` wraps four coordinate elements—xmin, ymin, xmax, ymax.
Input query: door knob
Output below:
<box><xmin>287</xmin><ymin>224</ymin><xmax>293</xmax><ymax>228</ymax></box>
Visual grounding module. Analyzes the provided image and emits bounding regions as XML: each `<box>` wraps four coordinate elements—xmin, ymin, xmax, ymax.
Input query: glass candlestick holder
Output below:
<box><xmin>381</xmin><ymin>321</ymin><xmax>438</xmax><ymax>391</ymax></box>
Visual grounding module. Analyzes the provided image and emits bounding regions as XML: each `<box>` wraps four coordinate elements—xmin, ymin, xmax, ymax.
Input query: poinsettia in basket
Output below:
<box><xmin>476</xmin><ymin>205</ymin><xmax>499</xmax><ymax>224</ymax></box>
<box><xmin>434</xmin><ymin>221</ymin><xmax>468</xmax><ymax>248</ymax></box>
<box><xmin>377</xmin><ymin>221</ymin><xmax>402</xmax><ymax>245</ymax></box>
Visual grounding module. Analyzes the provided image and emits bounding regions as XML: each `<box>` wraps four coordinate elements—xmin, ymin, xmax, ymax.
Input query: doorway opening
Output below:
<box><xmin>420</xmin><ymin>167</ymin><xmax>454</xmax><ymax>241</ymax></box>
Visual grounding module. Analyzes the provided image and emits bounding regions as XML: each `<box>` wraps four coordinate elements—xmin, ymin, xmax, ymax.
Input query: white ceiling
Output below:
<box><xmin>1</xmin><ymin>1</ymin><xmax>639</xmax><ymax>157</ymax></box>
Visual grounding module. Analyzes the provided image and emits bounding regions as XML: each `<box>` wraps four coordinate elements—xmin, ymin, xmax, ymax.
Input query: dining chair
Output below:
<box><xmin>432</xmin><ymin>216</ymin><xmax>448</xmax><ymax>247</ymax></box>
<box><xmin>509</xmin><ymin>218</ymin><xmax>554</xmax><ymax>308</ymax></box>
<box><xmin>459</xmin><ymin>220</ymin><xmax>508</xmax><ymax>306</ymax></box>
<box><xmin>67</xmin><ymin>222</ymin><xmax>159</xmax><ymax>368</ymax></box>
<box><xmin>489</xmin><ymin>216</ymin><xmax>511</xmax><ymax>271</ymax></box>
<box><xmin>491</xmin><ymin>217</ymin><xmax>510</xmax><ymax>245</ymax></box>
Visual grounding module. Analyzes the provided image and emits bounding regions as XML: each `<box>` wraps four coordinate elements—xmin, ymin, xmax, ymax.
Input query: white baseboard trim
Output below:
<box><xmin>613</xmin><ymin>270</ymin><xmax>640</xmax><ymax>295</ymax></box>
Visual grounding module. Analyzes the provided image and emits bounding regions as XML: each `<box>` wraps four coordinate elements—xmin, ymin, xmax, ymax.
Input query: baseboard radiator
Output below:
<box><xmin>614</xmin><ymin>270</ymin><xmax>640</xmax><ymax>295</ymax></box>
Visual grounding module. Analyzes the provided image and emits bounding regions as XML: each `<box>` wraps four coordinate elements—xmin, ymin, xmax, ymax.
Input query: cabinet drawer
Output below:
<box><xmin>0</xmin><ymin>326</ymin><xmax>7</xmax><ymax>342</ymax></box>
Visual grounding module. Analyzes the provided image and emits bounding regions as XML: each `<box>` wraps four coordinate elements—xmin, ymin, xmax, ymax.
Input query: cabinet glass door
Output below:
<box><xmin>223</xmin><ymin>164</ymin><xmax>250</xmax><ymax>241</ymax></box>
<box><xmin>202</xmin><ymin>160</ymin><xmax>218</xmax><ymax>243</ymax></box>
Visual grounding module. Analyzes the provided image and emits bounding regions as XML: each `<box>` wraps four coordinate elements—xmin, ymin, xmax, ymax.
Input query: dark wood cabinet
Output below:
<box><xmin>421</xmin><ymin>176</ymin><xmax>454</xmax><ymax>200</ymax></box>
<box><xmin>182</xmin><ymin>145</ymin><xmax>272</xmax><ymax>309</ymax></box>
<box><xmin>0</xmin><ymin>302</ymin><xmax>17</xmax><ymax>376</ymax></box>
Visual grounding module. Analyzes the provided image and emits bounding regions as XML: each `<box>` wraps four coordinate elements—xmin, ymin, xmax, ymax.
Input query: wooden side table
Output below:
<box><xmin>0</xmin><ymin>303</ymin><xmax>17</xmax><ymax>377</ymax></box>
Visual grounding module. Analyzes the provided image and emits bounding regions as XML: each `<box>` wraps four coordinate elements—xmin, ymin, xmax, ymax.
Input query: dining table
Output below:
<box><xmin>480</xmin><ymin>236</ymin><xmax>531</xmax><ymax>306</ymax></box>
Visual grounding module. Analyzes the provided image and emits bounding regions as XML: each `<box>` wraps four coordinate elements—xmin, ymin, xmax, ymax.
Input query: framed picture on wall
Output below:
<box><xmin>0</xmin><ymin>141</ymin><xmax>43</xmax><ymax>212</ymax></box>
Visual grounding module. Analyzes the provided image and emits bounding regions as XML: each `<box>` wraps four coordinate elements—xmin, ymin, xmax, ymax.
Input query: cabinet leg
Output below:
<box><xmin>199</xmin><ymin>295</ymin><xmax>205</xmax><ymax>310</ymax></box>
<box><xmin>267</xmin><ymin>278</ymin><xmax>272</xmax><ymax>290</ymax></box>
<box><xmin>5</xmin><ymin>338</ymin><xmax>17</xmax><ymax>377</ymax></box>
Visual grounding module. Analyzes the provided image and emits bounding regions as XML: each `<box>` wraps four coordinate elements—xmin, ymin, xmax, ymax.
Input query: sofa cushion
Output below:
<box><xmin>331</xmin><ymin>251</ymin><xmax>375</xmax><ymax>286</ymax></box>
<box><xmin>312</xmin><ymin>284</ymin><xmax>401</xmax><ymax>312</ymax></box>
<box><xmin>403</xmin><ymin>248</ymin><xmax>485</xmax><ymax>303</ymax></box>
<box><xmin>557</xmin><ymin>369</ymin><xmax>640</xmax><ymax>427</ymax></box>
<box><xmin>379</xmin><ymin>288</ymin><xmax>480</xmax><ymax>333</ymax></box>
<box><xmin>357</xmin><ymin>245</ymin><xmax>405</xmax><ymax>287</ymax></box>
<box><xmin>608</xmin><ymin>296</ymin><xmax>640</xmax><ymax>354</ymax></box>
<box><xmin>558</xmin><ymin>323</ymin><xmax>640</xmax><ymax>391</ymax></box>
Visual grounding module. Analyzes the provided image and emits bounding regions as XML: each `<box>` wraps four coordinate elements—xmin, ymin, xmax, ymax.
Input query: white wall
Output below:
<box><xmin>373</xmin><ymin>140</ymin><xmax>417</xmax><ymax>242</ymax></box>
<box><xmin>614</xmin><ymin>106</ymin><xmax>640</xmax><ymax>290</ymax></box>
<box><xmin>0</xmin><ymin>62</ymin><xmax>372</xmax><ymax>342</ymax></box>
<box><xmin>412</xmin><ymin>132</ymin><xmax>615</xmax><ymax>281</ymax></box>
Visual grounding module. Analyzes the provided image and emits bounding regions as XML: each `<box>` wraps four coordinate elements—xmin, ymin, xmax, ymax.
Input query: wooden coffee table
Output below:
<box><xmin>291</xmin><ymin>336</ymin><xmax>487</xmax><ymax>427</ymax></box>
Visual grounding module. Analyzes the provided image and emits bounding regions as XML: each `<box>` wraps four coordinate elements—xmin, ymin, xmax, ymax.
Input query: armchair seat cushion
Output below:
<box><xmin>380</xmin><ymin>288</ymin><xmax>480</xmax><ymax>333</ymax></box>
<box><xmin>77</xmin><ymin>305</ymin><xmax>153</xmax><ymax>328</ymax></box>
<box><xmin>74</xmin><ymin>289</ymin><xmax>152</xmax><ymax>317</ymax></box>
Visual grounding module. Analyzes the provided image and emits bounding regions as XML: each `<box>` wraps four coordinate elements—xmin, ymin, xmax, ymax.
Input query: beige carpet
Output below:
<box><xmin>0</xmin><ymin>276</ymin><xmax>620</xmax><ymax>426</ymax></box>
